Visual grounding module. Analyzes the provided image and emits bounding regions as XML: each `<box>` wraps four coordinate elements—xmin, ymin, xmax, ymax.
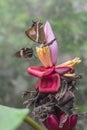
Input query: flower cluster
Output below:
<box><xmin>24</xmin><ymin>21</ymin><xmax>81</xmax><ymax>130</ymax></box>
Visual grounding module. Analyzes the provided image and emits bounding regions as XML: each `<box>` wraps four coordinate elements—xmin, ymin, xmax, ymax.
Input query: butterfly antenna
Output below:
<box><xmin>32</xmin><ymin>20</ymin><xmax>36</xmax><ymax>27</ymax></box>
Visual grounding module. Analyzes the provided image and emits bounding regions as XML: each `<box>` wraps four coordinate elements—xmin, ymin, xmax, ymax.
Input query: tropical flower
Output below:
<box><xmin>25</xmin><ymin>21</ymin><xmax>82</xmax><ymax>130</ymax></box>
<box><xmin>27</xmin><ymin>21</ymin><xmax>81</xmax><ymax>93</ymax></box>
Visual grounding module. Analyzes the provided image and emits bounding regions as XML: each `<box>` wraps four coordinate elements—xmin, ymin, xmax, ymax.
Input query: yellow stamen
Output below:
<box><xmin>36</xmin><ymin>46</ymin><xmax>52</xmax><ymax>67</ymax></box>
<box><xmin>64</xmin><ymin>73</ymin><xmax>76</xmax><ymax>77</ymax></box>
<box><xmin>58</xmin><ymin>57</ymin><xmax>81</xmax><ymax>67</ymax></box>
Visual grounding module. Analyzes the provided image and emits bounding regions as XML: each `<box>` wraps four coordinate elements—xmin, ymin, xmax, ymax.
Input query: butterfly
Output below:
<box><xmin>15</xmin><ymin>21</ymin><xmax>56</xmax><ymax>58</ymax></box>
<box><xmin>25</xmin><ymin>20</ymin><xmax>56</xmax><ymax>47</ymax></box>
<box><xmin>15</xmin><ymin>48</ymin><xmax>33</xmax><ymax>58</ymax></box>
<box><xmin>25</xmin><ymin>20</ymin><xmax>46</xmax><ymax>44</ymax></box>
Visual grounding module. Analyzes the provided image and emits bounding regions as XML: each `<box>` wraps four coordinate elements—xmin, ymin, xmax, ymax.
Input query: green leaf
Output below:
<box><xmin>0</xmin><ymin>105</ymin><xmax>29</xmax><ymax>130</ymax></box>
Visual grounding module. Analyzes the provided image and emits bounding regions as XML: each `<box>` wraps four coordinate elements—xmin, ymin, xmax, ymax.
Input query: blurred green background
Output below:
<box><xmin>0</xmin><ymin>0</ymin><xmax>87</xmax><ymax>130</ymax></box>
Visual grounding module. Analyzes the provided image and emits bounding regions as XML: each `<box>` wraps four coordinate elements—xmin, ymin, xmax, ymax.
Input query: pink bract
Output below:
<box><xmin>28</xmin><ymin>65</ymin><xmax>74</xmax><ymax>93</ymax></box>
<box><xmin>44</xmin><ymin>21</ymin><xmax>58</xmax><ymax>65</ymax></box>
<box><xmin>35</xmin><ymin>73</ymin><xmax>60</xmax><ymax>93</ymax></box>
<box><xmin>27</xmin><ymin>66</ymin><xmax>55</xmax><ymax>78</ymax></box>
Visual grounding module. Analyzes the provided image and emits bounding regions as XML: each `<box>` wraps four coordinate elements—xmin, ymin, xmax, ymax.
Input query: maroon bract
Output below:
<box><xmin>43</xmin><ymin>114</ymin><xmax>78</xmax><ymax>130</ymax></box>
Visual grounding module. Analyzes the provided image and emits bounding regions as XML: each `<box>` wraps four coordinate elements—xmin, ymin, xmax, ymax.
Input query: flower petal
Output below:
<box><xmin>43</xmin><ymin>114</ymin><xmax>59</xmax><ymax>130</ymax></box>
<box><xmin>59</xmin><ymin>114</ymin><xmax>78</xmax><ymax>130</ymax></box>
<box><xmin>43</xmin><ymin>114</ymin><xmax>77</xmax><ymax>130</ymax></box>
<box><xmin>69</xmin><ymin>115</ymin><xmax>78</xmax><ymax>129</ymax></box>
<box><xmin>44</xmin><ymin>21</ymin><xmax>58</xmax><ymax>65</ymax></box>
<box><xmin>59</xmin><ymin>114</ymin><xmax>69</xmax><ymax>129</ymax></box>
<box><xmin>57</xmin><ymin>57</ymin><xmax>81</xmax><ymax>67</ymax></box>
<box><xmin>27</xmin><ymin>66</ymin><xmax>54</xmax><ymax>78</ymax></box>
<box><xmin>35</xmin><ymin>73</ymin><xmax>60</xmax><ymax>93</ymax></box>
<box><xmin>36</xmin><ymin>46</ymin><xmax>52</xmax><ymax>67</ymax></box>
<box><xmin>55</xmin><ymin>66</ymin><xmax>74</xmax><ymax>75</ymax></box>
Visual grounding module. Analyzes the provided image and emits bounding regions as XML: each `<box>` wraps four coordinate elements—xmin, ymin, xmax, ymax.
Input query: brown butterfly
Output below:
<box><xmin>25</xmin><ymin>20</ymin><xmax>46</xmax><ymax>44</ymax></box>
<box><xmin>15</xmin><ymin>48</ymin><xmax>33</xmax><ymax>58</ymax></box>
<box><xmin>25</xmin><ymin>20</ymin><xmax>56</xmax><ymax>48</ymax></box>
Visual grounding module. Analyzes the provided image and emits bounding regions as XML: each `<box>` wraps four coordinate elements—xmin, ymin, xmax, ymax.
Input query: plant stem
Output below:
<box><xmin>24</xmin><ymin>116</ymin><xmax>43</xmax><ymax>130</ymax></box>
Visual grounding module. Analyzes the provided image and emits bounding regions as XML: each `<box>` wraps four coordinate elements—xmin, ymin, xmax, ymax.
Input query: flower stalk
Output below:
<box><xmin>24</xmin><ymin>116</ymin><xmax>43</xmax><ymax>130</ymax></box>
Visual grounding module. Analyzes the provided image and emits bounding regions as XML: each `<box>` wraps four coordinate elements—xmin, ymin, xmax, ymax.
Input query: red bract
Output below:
<box><xmin>28</xmin><ymin>65</ymin><xmax>74</xmax><ymax>93</ymax></box>
<box><xmin>35</xmin><ymin>73</ymin><xmax>60</xmax><ymax>93</ymax></box>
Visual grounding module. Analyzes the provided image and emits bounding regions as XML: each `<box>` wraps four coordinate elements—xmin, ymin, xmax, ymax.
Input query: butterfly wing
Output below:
<box><xmin>25</xmin><ymin>21</ymin><xmax>46</xmax><ymax>44</ymax></box>
<box><xmin>38</xmin><ymin>26</ymin><xmax>46</xmax><ymax>44</ymax></box>
<box><xmin>15</xmin><ymin>48</ymin><xmax>33</xmax><ymax>58</ymax></box>
<box><xmin>25</xmin><ymin>27</ymin><xmax>37</xmax><ymax>43</ymax></box>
